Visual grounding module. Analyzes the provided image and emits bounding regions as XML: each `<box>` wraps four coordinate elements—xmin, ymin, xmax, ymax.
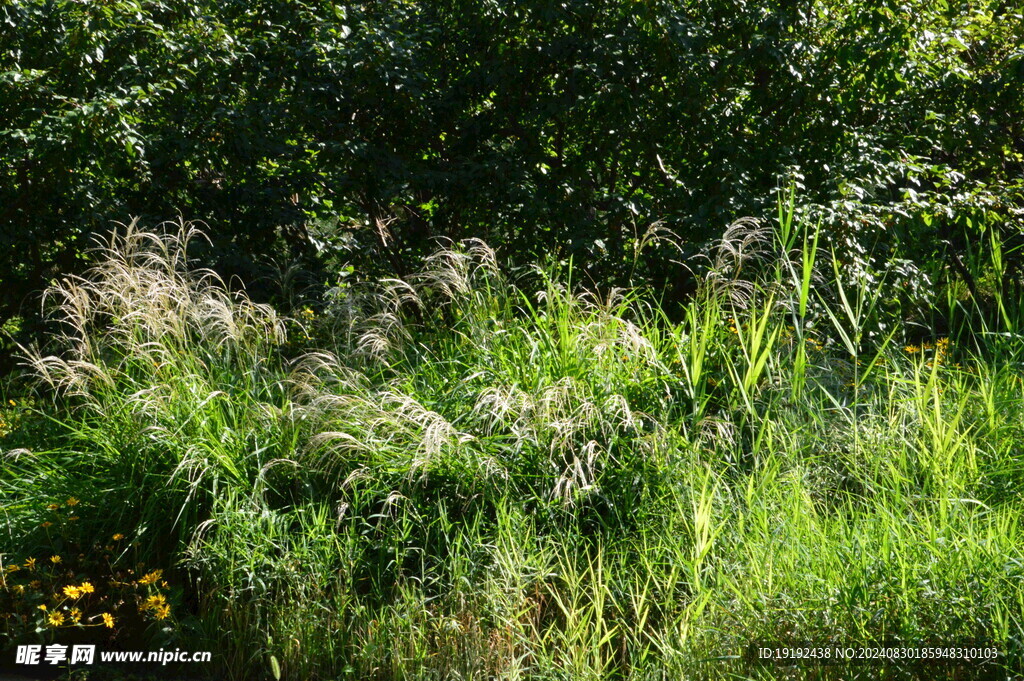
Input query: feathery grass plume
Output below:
<box><xmin>293</xmin><ymin>239</ymin><xmax>676</xmax><ymax>510</ymax></box>
<box><xmin>20</xmin><ymin>218</ymin><xmax>292</xmax><ymax>540</ymax></box>
<box><xmin>704</xmin><ymin>216</ymin><xmax>774</xmax><ymax>309</ymax></box>
<box><xmin>413</xmin><ymin>237</ymin><xmax>500</xmax><ymax>301</ymax></box>
<box><xmin>27</xmin><ymin>218</ymin><xmax>284</xmax><ymax>387</ymax></box>
<box><xmin>291</xmin><ymin>347</ymin><xmax>479</xmax><ymax>484</ymax></box>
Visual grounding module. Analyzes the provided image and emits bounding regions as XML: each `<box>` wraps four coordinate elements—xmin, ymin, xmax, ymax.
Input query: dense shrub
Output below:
<box><xmin>3</xmin><ymin>0</ymin><xmax>1022</xmax><ymax>358</ymax></box>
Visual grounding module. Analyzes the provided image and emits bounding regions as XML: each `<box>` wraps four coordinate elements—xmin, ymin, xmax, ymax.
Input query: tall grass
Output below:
<box><xmin>2</xmin><ymin>214</ymin><xmax>1023</xmax><ymax>679</ymax></box>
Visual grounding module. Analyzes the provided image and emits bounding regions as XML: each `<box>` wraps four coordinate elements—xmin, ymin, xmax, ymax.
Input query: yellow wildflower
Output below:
<box><xmin>102</xmin><ymin>612</ymin><xmax>115</xmax><ymax>628</ymax></box>
<box><xmin>23</xmin><ymin>557</ymin><xmax>36</xmax><ymax>570</ymax></box>
<box><xmin>29</xmin><ymin>580</ymin><xmax>41</xmax><ymax>589</ymax></box>
<box><xmin>69</xmin><ymin>516</ymin><xmax>79</xmax><ymax>521</ymax></box>
<box><xmin>904</xmin><ymin>345</ymin><xmax>920</xmax><ymax>354</ymax></box>
<box><xmin>8</xmin><ymin>399</ymin><xmax>14</xmax><ymax>406</ymax></box>
<box><xmin>37</xmin><ymin>604</ymin><xmax>47</xmax><ymax>611</ymax></box>
<box><xmin>40</xmin><ymin>521</ymin><xmax>52</xmax><ymax>528</ymax></box>
<box><xmin>70</xmin><ymin>607</ymin><xmax>82</xmax><ymax>623</ymax></box>
<box><xmin>48</xmin><ymin>612</ymin><xmax>65</xmax><ymax>626</ymax></box>
<box><xmin>138</xmin><ymin>570</ymin><xmax>163</xmax><ymax>586</ymax></box>
<box><xmin>46</xmin><ymin>503</ymin><xmax>60</xmax><ymax>511</ymax></box>
<box><xmin>66</xmin><ymin>497</ymin><xmax>79</xmax><ymax>506</ymax></box>
<box><xmin>63</xmin><ymin>585</ymin><xmax>82</xmax><ymax>598</ymax></box>
<box><xmin>6</xmin><ymin>564</ymin><xmax>19</xmax><ymax>573</ymax></box>
<box><xmin>112</xmin><ymin>534</ymin><xmax>125</xmax><ymax>541</ymax></box>
<box><xmin>154</xmin><ymin>604</ymin><xmax>171</xmax><ymax>620</ymax></box>
<box><xmin>50</xmin><ymin>555</ymin><xmax>61</xmax><ymax>564</ymax></box>
<box><xmin>79</xmin><ymin>581</ymin><xmax>95</xmax><ymax>594</ymax></box>
<box><xmin>144</xmin><ymin>594</ymin><xmax>167</xmax><ymax>610</ymax></box>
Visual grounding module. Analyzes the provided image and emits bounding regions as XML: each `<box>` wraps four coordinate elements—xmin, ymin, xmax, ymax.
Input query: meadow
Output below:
<box><xmin>2</xmin><ymin>210</ymin><xmax>1023</xmax><ymax>680</ymax></box>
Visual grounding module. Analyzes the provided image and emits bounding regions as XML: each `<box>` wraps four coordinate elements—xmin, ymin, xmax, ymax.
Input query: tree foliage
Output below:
<box><xmin>2</xmin><ymin>0</ymin><xmax>1022</xmax><ymax>345</ymax></box>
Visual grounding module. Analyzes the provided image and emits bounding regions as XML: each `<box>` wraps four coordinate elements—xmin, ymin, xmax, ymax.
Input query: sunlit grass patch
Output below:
<box><xmin>2</xmin><ymin>216</ymin><xmax>1023</xmax><ymax>679</ymax></box>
